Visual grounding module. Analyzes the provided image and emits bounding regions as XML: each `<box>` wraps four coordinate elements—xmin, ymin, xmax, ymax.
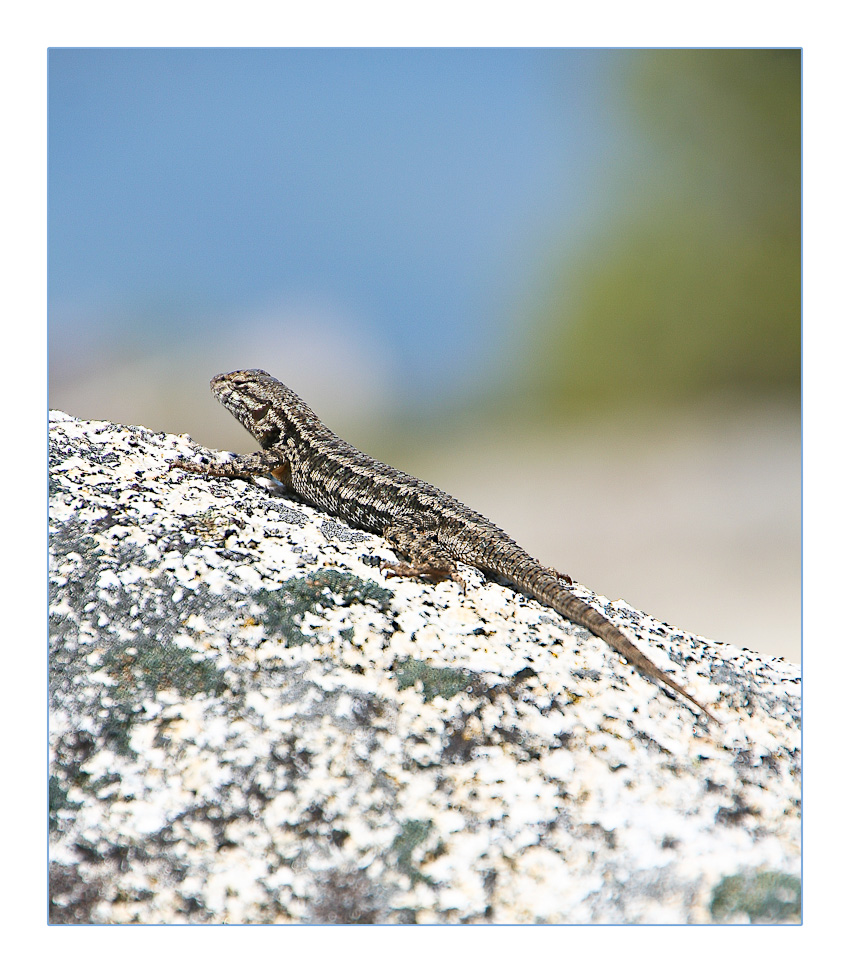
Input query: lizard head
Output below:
<box><xmin>210</xmin><ymin>369</ymin><xmax>325</xmax><ymax>450</ymax></box>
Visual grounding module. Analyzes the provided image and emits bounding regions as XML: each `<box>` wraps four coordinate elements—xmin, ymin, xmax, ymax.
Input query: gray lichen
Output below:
<box><xmin>48</xmin><ymin>412</ymin><xmax>801</xmax><ymax>924</ymax></box>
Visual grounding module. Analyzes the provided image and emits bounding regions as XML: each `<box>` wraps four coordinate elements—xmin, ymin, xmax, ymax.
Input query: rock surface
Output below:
<box><xmin>48</xmin><ymin>412</ymin><xmax>801</xmax><ymax>924</ymax></box>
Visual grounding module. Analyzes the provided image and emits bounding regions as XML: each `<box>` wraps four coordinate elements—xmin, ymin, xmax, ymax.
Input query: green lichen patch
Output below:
<box><xmin>256</xmin><ymin>570</ymin><xmax>393</xmax><ymax>645</ymax></box>
<box><xmin>49</xmin><ymin>774</ymin><xmax>81</xmax><ymax>833</ymax></box>
<box><xmin>84</xmin><ymin>639</ymin><xmax>229</xmax><ymax>758</ymax></box>
<box><xmin>392</xmin><ymin>657</ymin><xmax>477</xmax><ymax>702</ymax></box>
<box><xmin>391</xmin><ymin>818</ymin><xmax>435</xmax><ymax>886</ymax></box>
<box><xmin>710</xmin><ymin>870</ymin><xmax>801</xmax><ymax>923</ymax></box>
<box><xmin>103</xmin><ymin>638</ymin><xmax>228</xmax><ymax>701</ymax></box>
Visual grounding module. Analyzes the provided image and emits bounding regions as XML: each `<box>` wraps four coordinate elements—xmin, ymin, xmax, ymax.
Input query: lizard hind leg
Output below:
<box><xmin>381</xmin><ymin>523</ymin><xmax>465</xmax><ymax>589</ymax></box>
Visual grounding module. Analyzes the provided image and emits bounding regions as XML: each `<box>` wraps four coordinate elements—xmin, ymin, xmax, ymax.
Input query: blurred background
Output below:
<box><xmin>48</xmin><ymin>48</ymin><xmax>800</xmax><ymax>661</ymax></box>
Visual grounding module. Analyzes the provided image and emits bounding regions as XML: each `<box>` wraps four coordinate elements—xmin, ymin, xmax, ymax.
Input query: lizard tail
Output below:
<box><xmin>518</xmin><ymin>563</ymin><xmax>717</xmax><ymax>723</ymax></box>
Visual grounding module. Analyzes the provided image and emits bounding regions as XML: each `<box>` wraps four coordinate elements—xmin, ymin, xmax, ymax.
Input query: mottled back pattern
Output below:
<box><xmin>172</xmin><ymin>369</ymin><xmax>716</xmax><ymax>723</ymax></box>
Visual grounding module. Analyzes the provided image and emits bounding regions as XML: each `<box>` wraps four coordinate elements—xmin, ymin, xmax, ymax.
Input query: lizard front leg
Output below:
<box><xmin>170</xmin><ymin>449</ymin><xmax>292</xmax><ymax>486</ymax></box>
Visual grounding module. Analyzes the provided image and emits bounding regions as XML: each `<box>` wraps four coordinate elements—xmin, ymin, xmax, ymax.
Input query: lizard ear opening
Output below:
<box><xmin>259</xmin><ymin>425</ymin><xmax>282</xmax><ymax>448</ymax></box>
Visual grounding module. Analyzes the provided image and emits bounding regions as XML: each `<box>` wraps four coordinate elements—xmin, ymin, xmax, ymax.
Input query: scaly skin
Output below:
<box><xmin>171</xmin><ymin>369</ymin><xmax>716</xmax><ymax>723</ymax></box>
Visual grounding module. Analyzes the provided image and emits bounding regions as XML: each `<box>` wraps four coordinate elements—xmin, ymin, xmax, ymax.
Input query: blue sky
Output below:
<box><xmin>49</xmin><ymin>48</ymin><xmax>627</xmax><ymax>409</ymax></box>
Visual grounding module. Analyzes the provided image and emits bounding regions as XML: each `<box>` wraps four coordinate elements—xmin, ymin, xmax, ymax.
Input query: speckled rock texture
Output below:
<box><xmin>49</xmin><ymin>412</ymin><xmax>801</xmax><ymax>924</ymax></box>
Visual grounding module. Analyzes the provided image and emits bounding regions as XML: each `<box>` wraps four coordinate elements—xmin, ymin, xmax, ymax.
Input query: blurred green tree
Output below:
<box><xmin>529</xmin><ymin>50</ymin><xmax>800</xmax><ymax>414</ymax></box>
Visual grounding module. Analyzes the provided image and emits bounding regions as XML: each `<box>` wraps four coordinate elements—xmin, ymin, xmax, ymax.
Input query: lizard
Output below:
<box><xmin>170</xmin><ymin>368</ymin><xmax>717</xmax><ymax>724</ymax></box>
